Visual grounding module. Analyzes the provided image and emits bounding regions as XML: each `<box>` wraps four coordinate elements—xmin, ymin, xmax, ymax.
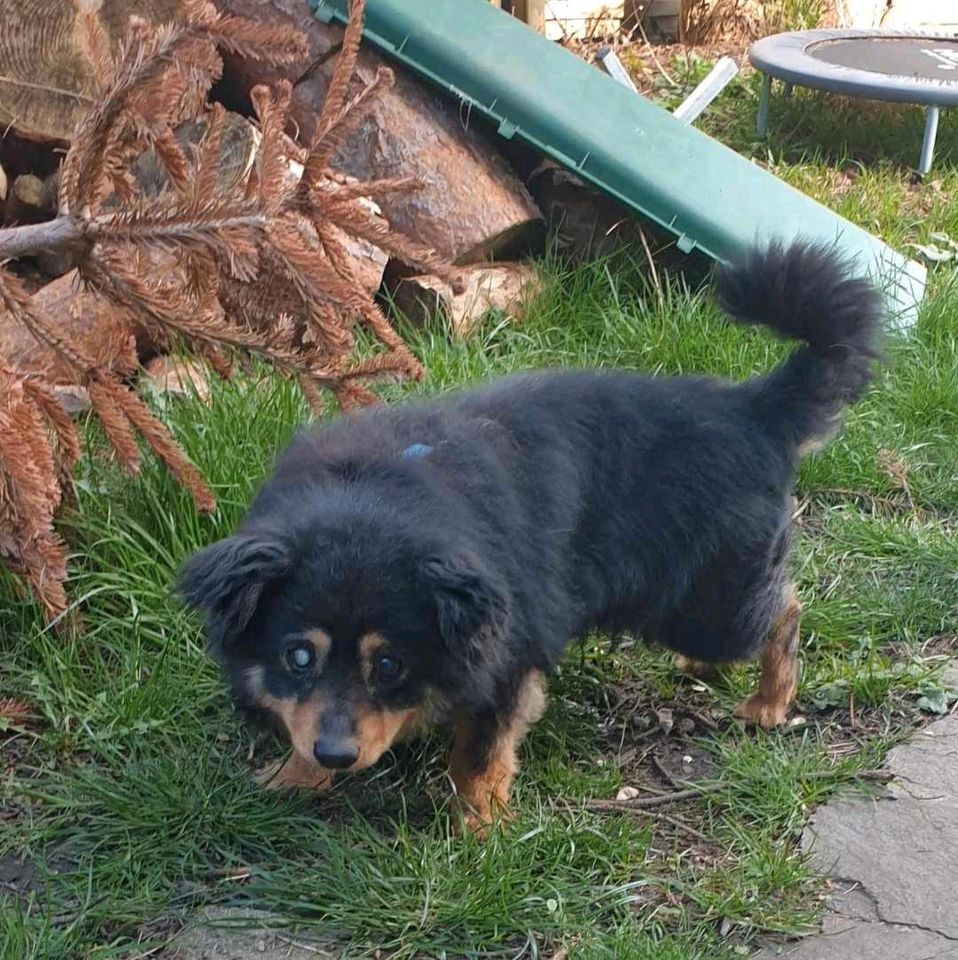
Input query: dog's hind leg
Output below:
<box><xmin>449</xmin><ymin>671</ymin><xmax>546</xmax><ymax>836</ymax></box>
<box><xmin>734</xmin><ymin>583</ymin><xmax>802</xmax><ymax>729</ymax></box>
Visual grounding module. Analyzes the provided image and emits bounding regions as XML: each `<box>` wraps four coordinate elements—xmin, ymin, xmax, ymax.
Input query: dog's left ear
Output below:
<box><xmin>421</xmin><ymin>549</ymin><xmax>510</xmax><ymax>681</ymax></box>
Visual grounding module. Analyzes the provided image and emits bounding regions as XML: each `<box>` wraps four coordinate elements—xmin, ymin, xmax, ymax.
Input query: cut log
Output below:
<box><xmin>0</xmin><ymin>0</ymin><xmax>186</xmax><ymax>143</ymax></box>
<box><xmin>528</xmin><ymin>162</ymin><xmax>648</xmax><ymax>260</ymax></box>
<box><xmin>4</xmin><ymin>172</ymin><xmax>70</xmax><ymax>275</ymax></box>
<box><xmin>526</xmin><ymin>161</ymin><xmax>708</xmax><ymax>281</ymax></box>
<box><xmin>130</xmin><ymin>112</ymin><xmax>258</xmax><ymax>200</ymax></box>
<box><xmin>220</xmin><ymin>156</ymin><xmax>389</xmax><ymax>345</ymax></box>
<box><xmin>216</xmin><ymin>0</ymin><xmax>543</xmax><ymax>264</ymax></box>
<box><xmin>0</xmin><ymin>268</ymin><xmax>131</xmax><ymax>382</ymax></box>
<box><xmin>5</xmin><ymin>174</ymin><xmax>55</xmax><ymax>224</ymax></box>
<box><xmin>143</xmin><ymin>355</ymin><xmax>212</xmax><ymax>403</ymax></box>
<box><xmin>392</xmin><ymin>262</ymin><xmax>542</xmax><ymax>339</ymax></box>
<box><xmin>51</xmin><ymin>384</ymin><xmax>92</xmax><ymax>417</ymax></box>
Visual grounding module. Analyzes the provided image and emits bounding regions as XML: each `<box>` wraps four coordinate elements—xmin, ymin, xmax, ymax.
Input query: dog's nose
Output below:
<box><xmin>313</xmin><ymin>739</ymin><xmax>360</xmax><ymax>769</ymax></box>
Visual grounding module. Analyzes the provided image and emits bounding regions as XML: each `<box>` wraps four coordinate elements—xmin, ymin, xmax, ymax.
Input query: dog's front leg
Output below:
<box><xmin>449</xmin><ymin>671</ymin><xmax>546</xmax><ymax>836</ymax></box>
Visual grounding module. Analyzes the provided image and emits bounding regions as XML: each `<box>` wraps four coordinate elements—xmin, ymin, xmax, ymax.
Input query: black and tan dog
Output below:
<box><xmin>179</xmin><ymin>242</ymin><xmax>882</xmax><ymax>831</ymax></box>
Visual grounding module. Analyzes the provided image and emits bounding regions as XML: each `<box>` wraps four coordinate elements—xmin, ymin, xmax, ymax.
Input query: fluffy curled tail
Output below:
<box><xmin>715</xmin><ymin>241</ymin><xmax>884</xmax><ymax>448</ymax></box>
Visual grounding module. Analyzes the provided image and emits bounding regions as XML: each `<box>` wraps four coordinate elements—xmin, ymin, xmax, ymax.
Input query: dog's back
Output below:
<box><xmin>256</xmin><ymin>243</ymin><xmax>882</xmax><ymax>673</ymax></box>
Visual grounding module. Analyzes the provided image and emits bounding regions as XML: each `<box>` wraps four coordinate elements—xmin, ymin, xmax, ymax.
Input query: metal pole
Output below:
<box><xmin>918</xmin><ymin>105</ymin><xmax>940</xmax><ymax>177</ymax></box>
<box><xmin>757</xmin><ymin>73</ymin><xmax>771</xmax><ymax>137</ymax></box>
<box><xmin>673</xmin><ymin>56</ymin><xmax>740</xmax><ymax>125</ymax></box>
<box><xmin>596</xmin><ymin>47</ymin><xmax>639</xmax><ymax>94</ymax></box>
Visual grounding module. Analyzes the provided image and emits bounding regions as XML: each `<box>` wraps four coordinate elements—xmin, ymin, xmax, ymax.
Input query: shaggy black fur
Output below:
<box><xmin>179</xmin><ymin>241</ymin><xmax>882</xmax><ymax>777</ymax></box>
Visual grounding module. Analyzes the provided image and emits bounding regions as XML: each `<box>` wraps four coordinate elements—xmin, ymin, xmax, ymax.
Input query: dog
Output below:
<box><xmin>178</xmin><ymin>242</ymin><xmax>882</xmax><ymax>832</ymax></box>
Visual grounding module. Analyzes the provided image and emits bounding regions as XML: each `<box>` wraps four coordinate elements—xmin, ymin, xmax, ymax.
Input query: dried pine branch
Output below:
<box><xmin>0</xmin><ymin>697</ymin><xmax>35</xmax><ymax>726</ymax></box>
<box><xmin>0</xmin><ymin>0</ymin><xmax>458</xmax><ymax>623</ymax></box>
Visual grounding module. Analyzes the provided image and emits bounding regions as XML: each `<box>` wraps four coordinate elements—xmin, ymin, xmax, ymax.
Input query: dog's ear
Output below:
<box><xmin>421</xmin><ymin>550</ymin><xmax>510</xmax><ymax>670</ymax></box>
<box><xmin>177</xmin><ymin>530</ymin><xmax>292</xmax><ymax>650</ymax></box>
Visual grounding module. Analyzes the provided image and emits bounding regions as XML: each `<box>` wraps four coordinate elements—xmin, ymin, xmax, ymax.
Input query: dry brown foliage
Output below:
<box><xmin>678</xmin><ymin>0</ymin><xmax>830</xmax><ymax>46</ymax></box>
<box><xmin>0</xmin><ymin>0</ymin><xmax>457</xmax><ymax>625</ymax></box>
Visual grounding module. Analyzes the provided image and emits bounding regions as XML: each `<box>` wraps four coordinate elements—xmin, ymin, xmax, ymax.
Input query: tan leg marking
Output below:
<box><xmin>450</xmin><ymin>671</ymin><xmax>547</xmax><ymax>836</ymax></box>
<box><xmin>734</xmin><ymin>584</ymin><xmax>802</xmax><ymax>729</ymax></box>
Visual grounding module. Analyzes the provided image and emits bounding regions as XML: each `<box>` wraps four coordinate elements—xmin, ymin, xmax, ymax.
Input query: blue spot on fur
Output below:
<box><xmin>400</xmin><ymin>443</ymin><xmax>433</xmax><ymax>460</ymax></box>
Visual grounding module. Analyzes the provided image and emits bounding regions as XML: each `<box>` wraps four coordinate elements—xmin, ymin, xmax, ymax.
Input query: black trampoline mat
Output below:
<box><xmin>808</xmin><ymin>37</ymin><xmax>958</xmax><ymax>82</ymax></box>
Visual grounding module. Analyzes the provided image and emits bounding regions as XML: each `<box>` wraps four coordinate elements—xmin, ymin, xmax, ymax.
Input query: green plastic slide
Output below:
<box><xmin>310</xmin><ymin>0</ymin><xmax>925</xmax><ymax>328</ymax></box>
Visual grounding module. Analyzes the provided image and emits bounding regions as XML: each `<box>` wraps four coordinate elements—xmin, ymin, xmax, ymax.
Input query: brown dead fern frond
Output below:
<box><xmin>0</xmin><ymin>0</ymin><xmax>459</xmax><ymax>622</ymax></box>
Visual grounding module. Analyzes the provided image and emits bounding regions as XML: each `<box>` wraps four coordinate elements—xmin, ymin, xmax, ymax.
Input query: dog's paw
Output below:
<box><xmin>254</xmin><ymin>756</ymin><xmax>334</xmax><ymax>792</ymax></box>
<box><xmin>675</xmin><ymin>655</ymin><xmax>719</xmax><ymax>680</ymax></box>
<box><xmin>734</xmin><ymin>695</ymin><xmax>789</xmax><ymax>729</ymax></box>
<box><xmin>454</xmin><ymin>798</ymin><xmax>514</xmax><ymax>839</ymax></box>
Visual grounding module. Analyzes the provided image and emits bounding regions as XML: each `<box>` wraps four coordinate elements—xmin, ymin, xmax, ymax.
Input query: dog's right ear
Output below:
<box><xmin>177</xmin><ymin>531</ymin><xmax>292</xmax><ymax>650</ymax></box>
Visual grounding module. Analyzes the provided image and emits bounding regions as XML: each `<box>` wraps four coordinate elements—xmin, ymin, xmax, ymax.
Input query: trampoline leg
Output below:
<box><xmin>918</xmin><ymin>106</ymin><xmax>940</xmax><ymax>177</ymax></box>
<box><xmin>757</xmin><ymin>74</ymin><xmax>771</xmax><ymax>138</ymax></box>
<box><xmin>783</xmin><ymin>82</ymin><xmax>793</xmax><ymax>99</ymax></box>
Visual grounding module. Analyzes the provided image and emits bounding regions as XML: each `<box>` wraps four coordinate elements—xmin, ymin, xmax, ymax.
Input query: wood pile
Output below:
<box><xmin>0</xmin><ymin>0</ymin><xmax>697</xmax><ymax>394</ymax></box>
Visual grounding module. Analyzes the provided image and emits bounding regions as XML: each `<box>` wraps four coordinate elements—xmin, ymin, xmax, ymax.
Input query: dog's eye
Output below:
<box><xmin>375</xmin><ymin>654</ymin><xmax>404</xmax><ymax>683</ymax></box>
<box><xmin>286</xmin><ymin>644</ymin><xmax>315</xmax><ymax>672</ymax></box>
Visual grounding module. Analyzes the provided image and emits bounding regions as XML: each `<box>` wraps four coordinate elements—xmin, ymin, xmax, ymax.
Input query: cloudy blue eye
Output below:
<box><xmin>375</xmin><ymin>654</ymin><xmax>403</xmax><ymax>683</ymax></box>
<box><xmin>286</xmin><ymin>644</ymin><xmax>314</xmax><ymax>672</ymax></box>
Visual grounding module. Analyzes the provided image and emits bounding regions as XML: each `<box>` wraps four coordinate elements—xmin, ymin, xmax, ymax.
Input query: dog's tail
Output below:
<box><xmin>715</xmin><ymin>241</ymin><xmax>884</xmax><ymax>449</ymax></box>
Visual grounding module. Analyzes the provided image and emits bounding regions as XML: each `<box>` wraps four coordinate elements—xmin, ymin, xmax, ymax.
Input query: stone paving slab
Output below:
<box><xmin>755</xmin><ymin>710</ymin><xmax>958</xmax><ymax>959</ymax></box>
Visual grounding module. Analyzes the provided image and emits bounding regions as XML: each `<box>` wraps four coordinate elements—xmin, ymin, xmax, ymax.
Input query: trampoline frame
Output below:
<box><xmin>749</xmin><ymin>29</ymin><xmax>958</xmax><ymax>176</ymax></box>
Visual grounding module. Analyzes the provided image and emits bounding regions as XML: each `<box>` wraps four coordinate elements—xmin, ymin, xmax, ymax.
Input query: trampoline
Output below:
<box><xmin>749</xmin><ymin>30</ymin><xmax>958</xmax><ymax>175</ymax></box>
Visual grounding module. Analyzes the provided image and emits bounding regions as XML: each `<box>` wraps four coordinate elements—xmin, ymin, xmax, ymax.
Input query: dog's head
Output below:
<box><xmin>178</xmin><ymin>510</ymin><xmax>509</xmax><ymax>774</ymax></box>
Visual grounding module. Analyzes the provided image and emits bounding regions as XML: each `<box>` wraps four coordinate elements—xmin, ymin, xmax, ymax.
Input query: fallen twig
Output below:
<box><xmin>655</xmin><ymin>812</ymin><xmax>712</xmax><ymax>844</ymax></box>
<box><xmin>650</xmin><ymin>752</ymin><xmax>682</xmax><ymax>789</ymax></box>
<box><xmin>814</xmin><ymin>487</ymin><xmax>908</xmax><ymax>513</ymax></box>
<box><xmin>274</xmin><ymin>934</ymin><xmax>337</xmax><ymax>956</ymax></box>
<box><xmin>690</xmin><ymin>709</ymin><xmax>720</xmax><ymax>731</ymax></box>
<box><xmin>807</xmin><ymin>768</ymin><xmax>894</xmax><ymax>784</ymax></box>
<box><xmin>589</xmin><ymin>767</ymin><xmax>894</xmax><ymax>816</ymax></box>
<box><xmin>588</xmin><ymin>782</ymin><xmax>726</xmax><ymax>812</ymax></box>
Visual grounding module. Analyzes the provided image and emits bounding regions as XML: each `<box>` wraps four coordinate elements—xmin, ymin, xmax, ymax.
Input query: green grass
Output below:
<box><xmin>4</xmin><ymin>62</ymin><xmax>958</xmax><ymax>960</ymax></box>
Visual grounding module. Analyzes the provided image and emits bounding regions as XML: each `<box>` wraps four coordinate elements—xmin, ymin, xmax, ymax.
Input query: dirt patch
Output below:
<box><xmin>0</xmin><ymin>856</ymin><xmax>40</xmax><ymax>899</ymax></box>
<box><xmin>649</xmin><ymin>739</ymin><xmax>719</xmax><ymax>785</ymax></box>
<box><xmin>165</xmin><ymin>907</ymin><xmax>342</xmax><ymax>960</ymax></box>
